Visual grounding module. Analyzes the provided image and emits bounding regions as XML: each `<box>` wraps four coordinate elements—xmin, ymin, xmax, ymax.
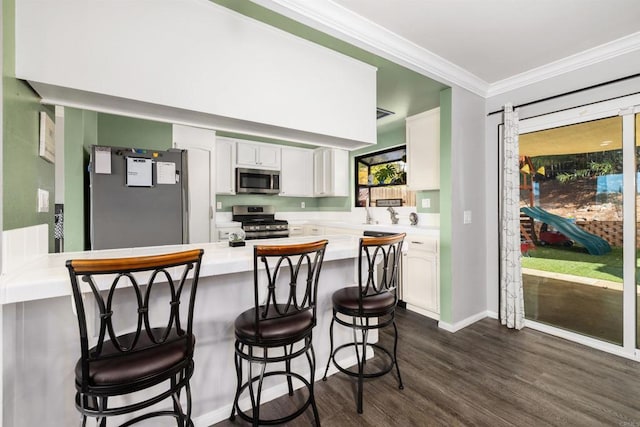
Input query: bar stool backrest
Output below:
<box><xmin>358</xmin><ymin>233</ymin><xmax>406</xmax><ymax>310</ymax></box>
<box><xmin>252</xmin><ymin>240</ymin><xmax>328</xmax><ymax>339</ymax></box>
<box><xmin>66</xmin><ymin>249</ymin><xmax>204</xmax><ymax>392</ymax></box>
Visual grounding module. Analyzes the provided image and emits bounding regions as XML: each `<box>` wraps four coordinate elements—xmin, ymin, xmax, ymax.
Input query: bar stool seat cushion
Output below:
<box><xmin>75</xmin><ymin>329</ymin><xmax>194</xmax><ymax>387</ymax></box>
<box><xmin>332</xmin><ymin>286</ymin><xmax>395</xmax><ymax>316</ymax></box>
<box><xmin>235</xmin><ymin>305</ymin><xmax>313</xmax><ymax>344</ymax></box>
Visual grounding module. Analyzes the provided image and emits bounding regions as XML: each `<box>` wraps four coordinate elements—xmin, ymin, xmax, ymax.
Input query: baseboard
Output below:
<box><xmin>486</xmin><ymin>310</ymin><xmax>499</xmax><ymax>320</ymax></box>
<box><xmin>193</xmin><ymin>353</ymin><xmax>364</xmax><ymax>427</ymax></box>
<box><xmin>405</xmin><ymin>303</ymin><xmax>439</xmax><ymax>320</ymax></box>
<box><xmin>438</xmin><ymin>310</ymin><xmax>489</xmax><ymax>333</ymax></box>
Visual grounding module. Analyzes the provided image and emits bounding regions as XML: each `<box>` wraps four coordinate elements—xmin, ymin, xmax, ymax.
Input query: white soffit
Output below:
<box><xmin>252</xmin><ymin>0</ymin><xmax>640</xmax><ymax>98</ymax></box>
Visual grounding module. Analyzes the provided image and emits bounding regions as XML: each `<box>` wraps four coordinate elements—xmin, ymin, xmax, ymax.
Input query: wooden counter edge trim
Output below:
<box><xmin>66</xmin><ymin>249</ymin><xmax>204</xmax><ymax>274</ymax></box>
<box><xmin>361</xmin><ymin>233</ymin><xmax>406</xmax><ymax>246</ymax></box>
<box><xmin>255</xmin><ymin>240</ymin><xmax>329</xmax><ymax>256</ymax></box>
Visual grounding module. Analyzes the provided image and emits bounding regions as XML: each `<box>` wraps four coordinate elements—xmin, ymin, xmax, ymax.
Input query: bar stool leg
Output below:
<box><xmin>357</xmin><ymin>325</ymin><xmax>369</xmax><ymax>414</ymax></box>
<box><xmin>253</xmin><ymin>355</ymin><xmax>268</xmax><ymax>427</ymax></box>
<box><xmin>185</xmin><ymin>378</ymin><xmax>194</xmax><ymax>427</ymax></box>
<box><xmin>393</xmin><ymin>318</ymin><xmax>404</xmax><ymax>390</ymax></box>
<box><xmin>306</xmin><ymin>340</ymin><xmax>321</xmax><ymax>427</ymax></box>
<box><xmin>97</xmin><ymin>396</ymin><xmax>107</xmax><ymax>427</ymax></box>
<box><xmin>322</xmin><ymin>312</ymin><xmax>336</xmax><ymax>381</ymax></box>
<box><xmin>229</xmin><ymin>344</ymin><xmax>243</xmax><ymax>421</ymax></box>
<box><xmin>285</xmin><ymin>345</ymin><xmax>294</xmax><ymax>396</ymax></box>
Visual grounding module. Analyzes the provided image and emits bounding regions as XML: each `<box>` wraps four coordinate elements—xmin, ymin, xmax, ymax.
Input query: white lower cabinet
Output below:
<box><xmin>402</xmin><ymin>236</ymin><xmax>439</xmax><ymax>320</ymax></box>
<box><xmin>304</xmin><ymin>225</ymin><xmax>325</xmax><ymax>236</ymax></box>
<box><xmin>288</xmin><ymin>224</ymin><xmax>305</xmax><ymax>236</ymax></box>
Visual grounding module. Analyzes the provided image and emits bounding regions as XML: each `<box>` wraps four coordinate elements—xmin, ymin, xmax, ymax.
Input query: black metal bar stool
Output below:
<box><xmin>322</xmin><ymin>233</ymin><xmax>405</xmax><ymax>414</ymax></box>
<box><xmin>66</xmin><ymin>249</ymin><xmax>204</xmax><ymax>427</ymax></box>
<box><xmin>230</xmin><ymin>239</ymin><xmax>328</xmax><ymax>426</ymax></box>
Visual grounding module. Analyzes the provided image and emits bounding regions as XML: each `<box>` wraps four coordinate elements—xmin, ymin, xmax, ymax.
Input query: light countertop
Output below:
<box><xmin>0</xmin><ymin>235</ymin><xmax>361</xmax><ymax>305</ymax></box>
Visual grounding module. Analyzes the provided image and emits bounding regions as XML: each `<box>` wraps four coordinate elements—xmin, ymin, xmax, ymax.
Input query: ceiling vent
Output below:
<box><xmin>376</xmin><ymin>107</ymin><xmax>395</xmax><ymax>120</ymax></box>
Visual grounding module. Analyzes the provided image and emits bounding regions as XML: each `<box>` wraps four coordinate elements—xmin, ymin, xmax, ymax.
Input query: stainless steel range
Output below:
<box><xmin>232</xmin><ymin>205</ymin><xmax>289</xmax><ymax>240</ymax></box>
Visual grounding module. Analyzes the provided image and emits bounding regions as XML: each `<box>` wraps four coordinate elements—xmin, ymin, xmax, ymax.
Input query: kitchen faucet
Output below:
<box><xmin>387</xmin><ymin>207</ymin><xmax>399</xmax><ymax>224</ymax></box>
<box><xmin>364</xmin><ymin>203</ymin><xmax>375</xmax><ymax>224</ymax></box>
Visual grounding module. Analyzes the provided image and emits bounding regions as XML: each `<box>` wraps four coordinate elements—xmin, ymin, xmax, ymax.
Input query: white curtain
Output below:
<box><xmin>500</xmin><ymin>103</ymin><xmax>525</xmax><ymax>329</ymax></box>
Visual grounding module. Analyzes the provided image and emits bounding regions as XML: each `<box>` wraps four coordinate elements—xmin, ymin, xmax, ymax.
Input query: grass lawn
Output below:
<box><xmin>521</xmin><ymin>245</ymin><xmax>628</xmax><ymax>283</ymax></box>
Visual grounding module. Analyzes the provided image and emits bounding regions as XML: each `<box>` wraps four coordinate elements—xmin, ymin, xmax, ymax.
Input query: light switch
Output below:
<box><xmin>421</xmin><ymin>198</ymin><xmax>431</xmax><ymax>208</ymax></box>
<box><xmin>37</xmin><ymin>189</ymin><xmax>49</xmax><ymax>213</ymax></box>
<box><xmin>463</xmin><ymin>210</ymin><xmax>472</xmax><ymax>224</ymax></box>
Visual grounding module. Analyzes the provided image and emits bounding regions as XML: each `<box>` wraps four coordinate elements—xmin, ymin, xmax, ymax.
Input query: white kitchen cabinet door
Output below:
<box><xmin>236</xmin><ymin>141</ymin><xmax>281</xmax><ymax>169</ymax></box>
<box><xmin>215</xmin><ymin>138</ymin><xmax>235</xmax><ymax>194</ymax></box>
<box><xmin>402</xmin><ymin>236</ymin><xmax>439</xmax><ymax>319</ymax></box>
<box><xmin>304</xmin><ymin>224</ymin><xmax>325</xmax><ymax>236</ymax></box>
<box><xmin>313</xmin><ymin>147</ymin><xmax>349</xmax><ymax>197</ymax></box>
<box><xmin>406</xmin><ymin>107</ymin><xmax>440</xmax><ymax>190</ymax></box>
<box><xmin>280</xmin><ymin>147</ymin><xmax>313</xmax><ymax>197</ymax></box>
<box><xmin>172</xmin><ymin>124</ymin><xmax>216</xmax><ymax>243</ymax></box>
<box><xmin>288</xmin><ymin>224</ymin><xmax>305</xmax><ymax>236</ymax></box>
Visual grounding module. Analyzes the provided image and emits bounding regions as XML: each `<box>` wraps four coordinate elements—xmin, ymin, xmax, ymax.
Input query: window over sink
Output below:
<box><xmin>354</xmin><ymin>146</ymin><xmax>416</xmax><ymax>207</ymax></box>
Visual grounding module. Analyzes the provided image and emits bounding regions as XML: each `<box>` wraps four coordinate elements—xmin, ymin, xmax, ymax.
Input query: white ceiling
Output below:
<box><xmin>330</xmin><ymin>0</ymin><xmax>640</xmax><ymax>84</ymax></box>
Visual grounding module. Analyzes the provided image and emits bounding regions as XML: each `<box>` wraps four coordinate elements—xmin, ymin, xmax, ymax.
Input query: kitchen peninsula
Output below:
<box><xmin>0</xmin><ymin>234</ymin><xmax>366</xmax><ymax>426</ymax></box>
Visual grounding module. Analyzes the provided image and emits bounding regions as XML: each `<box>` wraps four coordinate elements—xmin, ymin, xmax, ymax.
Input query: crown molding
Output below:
<box><xmin>251</xmin><ymin>0</ymin><xmax>489</xmax><ymax>97</ymax></box>
<box><xmin>487</xmin><ymin>31</ymin><xmax>640</xmax><ymax>98</ymax></box>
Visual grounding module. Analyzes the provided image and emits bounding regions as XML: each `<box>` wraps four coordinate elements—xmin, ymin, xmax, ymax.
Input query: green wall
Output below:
<box><xmin>3</xmin><ymin>0</ymin><xmax>55</xmax><ymax>250</ymax></box>
<box><xmin>439</xmin><ymin>88</ymin><xmax>453</xmax><ymax>324</ymax></box>
<box><xmin>63</xmin><ymin>109</ymin><xmax>95</xmax><ymax>251</ymax></box>
<box><xmin>98</xmin><ymin>113</ymin><xmax>172</xmax><ymax>150</ymax></box>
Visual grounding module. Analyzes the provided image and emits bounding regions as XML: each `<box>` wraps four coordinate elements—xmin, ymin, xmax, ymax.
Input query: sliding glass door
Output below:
<box><xmin>520</xmin><ymin>117</ymin><xmax>624</xmax><ymax>344</ymax></box>
<box><xmin>514</xmin><ymin>96</ymin><xmax>639</xmax><ymax>355</ymax></box>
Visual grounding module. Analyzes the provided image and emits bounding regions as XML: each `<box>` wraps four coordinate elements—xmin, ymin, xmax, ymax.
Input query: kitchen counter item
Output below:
<box><xmin>409</xmin><ymin>212</ymin><xmax>418</xmax><ymax>226</ymax></box>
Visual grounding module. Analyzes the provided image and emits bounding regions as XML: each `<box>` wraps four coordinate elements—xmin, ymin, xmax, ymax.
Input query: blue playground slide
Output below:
<box><xmin>520</xmin><ymin>206</ymin><xmax>612</xmax><ymax>255</ymax></box>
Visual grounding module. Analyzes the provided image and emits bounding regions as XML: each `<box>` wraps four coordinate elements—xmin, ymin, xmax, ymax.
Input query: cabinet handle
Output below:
<box><xmin>411</xmin><ymin>241</ymin><xmax>424</xmax><ymax>244</ymax></box>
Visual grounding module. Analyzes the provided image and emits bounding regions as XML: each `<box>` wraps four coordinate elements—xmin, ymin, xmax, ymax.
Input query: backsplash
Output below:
<box><xmin>2</xmin><ymin>224</ymin><xmax>49</xmax><ymax>275</ymax></box>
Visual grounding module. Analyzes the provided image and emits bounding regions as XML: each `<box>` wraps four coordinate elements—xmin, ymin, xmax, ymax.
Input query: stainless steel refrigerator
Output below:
<box><xmin>89</xmin><ymin>145</ymin><xmax>188</xmax><ymax>250</ymax></box>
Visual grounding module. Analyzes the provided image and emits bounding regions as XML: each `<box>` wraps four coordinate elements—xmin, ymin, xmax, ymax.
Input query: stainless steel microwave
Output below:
<box><xmin>236</xmin><ymin>168</ymin><xmax>280</xmax><ymax>194</ymax></box>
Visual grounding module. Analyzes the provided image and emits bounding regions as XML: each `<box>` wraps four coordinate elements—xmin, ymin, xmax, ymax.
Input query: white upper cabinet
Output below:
<box><xmin>236</xmin><ymin>141</ymin><xmax>281</xmax><ymax>170</ymax></box>
<box><xmin>280</xmin><ymin>147</ymin><xmax>313</xmax><ymax>197</ymax></box>
<box><xmin>313</xmin><ymin>148</ymin><xmax>349</xmax><ymax>197</ymax></box>
<box><xmin>406</xmin><ymin>107</ymin><xmax>440</xmax><ymax>190</ymax></box>
<box><xmin>216</xmin><ymin>137</ymin><xmax>236</xmax><ymax>194</ymax></box>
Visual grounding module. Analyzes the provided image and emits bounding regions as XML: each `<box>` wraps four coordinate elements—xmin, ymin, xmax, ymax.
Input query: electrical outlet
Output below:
<box><xmin>463</xmin><ymin>210</ymin><xmax>472</xmax><ymax>224</ymax></box>
<box><xmin>216</xmin><ymin>201</ymin><xmax>222</xmax><ymax>210</ymax></box>
<box><xmin>301</xmin><ymin>202</ymin><xmax>305</xmax><ymax>209</ymax></box>
<box><xmin>421</xmin><ymin>198</ymin><xmax>431</xmax><ymax>209</ymax></box>
<box><xmin>37</xmin><ymin>189</ymin><xmax>49</xmax><ymax>213</ymax></box>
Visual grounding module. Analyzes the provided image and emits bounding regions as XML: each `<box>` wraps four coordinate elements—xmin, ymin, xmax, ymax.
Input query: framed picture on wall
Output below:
<box><xmin>39</xmin><ymin>112</ymin><xmax>55</xmax><ymax>163</ymax></box>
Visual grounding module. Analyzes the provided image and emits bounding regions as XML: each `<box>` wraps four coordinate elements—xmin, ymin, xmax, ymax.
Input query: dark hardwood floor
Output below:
<box><xmin>214</xmin><ymin>308</ymin><xmax>640</xmax><ymax>426</ymax></box>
